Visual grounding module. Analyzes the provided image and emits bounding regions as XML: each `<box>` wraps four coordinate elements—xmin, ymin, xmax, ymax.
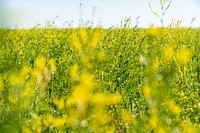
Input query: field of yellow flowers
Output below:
<box><xmin>0</xmin><ymin>27</ymin><xmax>199</xmax><ymax>132</ymax></box>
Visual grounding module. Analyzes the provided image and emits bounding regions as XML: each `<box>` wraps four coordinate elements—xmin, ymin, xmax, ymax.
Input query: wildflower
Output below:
<box><xmin>21</xmin><ymin>86</ymin><xmax>34</xmax><ymax>100</ymax></box>
<box><xmin>9</xmin><ymin>66</ymin><xmax>31</xmax><ymax>87</ymax></box>
<box><xmin>150</xmin><ymin>116</ymin><xmax>158</xmax><ymax>128</ymax></box>
<box><xmin>69</xmin><ymin>33</ymin><xmax>82</xmax><ymax>54</ymax></box>
<box><xmin>42</xmin><ymin>115</ymin><xmax>53</xmax><ymax>127</ymax></box>
<box><xmin>151</xmin><ymin>58</ymin><xmax>159</xmax><ymax>71</ymax></box>
<box><xmin>89</xmin><ymin>29</ymin><xmax>101</xmax><ymax>49</ymax></box>
<box><xmin>31</xmin><ymin>69</ymin><xmax>42</xmax><ymax>84</ymax></box>
<box><xmin>181</xmin><ymin>121</ymin><xmax>199</xmax><ymax>133</ymax></box>
<box><xmin>31</xmin><ymin>119</ymin><xmax>42</xmax><ymax>133</ymax></box>
<box><xmin>79</xmin><ymin>72</ymin><xmax>94</xmax><ymax>90</ymax></box>
<box><xmin>53</xmin><ymin>98</ymin><xmax>65</xmax><ymax>110</ymax></box>
<box><xmin>91</xmin><ymin>93</ymin><xmax>107</xmax><ymax>106</ymax></box>
<box><xmin>48</xmin><ymin>59</ymin><xmax>56</xmax><ymax>74</ymax></box>
<box><xmin>121</xmin><ymin>110</ymin><xmax>133</xmax><ymax>123</ymax></box>
<box><xmin>162</xmin><ymin>46</ymin><xmax>174</xmax><ymax>62</ymax></box>
<box><xmin>158</xmin><ymin>127</ymin><xmax>166</xmax><ymax>133</ymax></box>
<box><xmin>143</xmin><ymin>85</ymin><xmax>151</xmax><ymax>98</ymax></box>
<box><xmin>70</xmin><ymin>84</ymin><xmax>92</xmax><ymax>111</ymax></box>
<box><xmin>9</xmin><ymin>74</ymin><xmax>23</xmax><ymax>87</ymax></box>
<box><xmin>79</xmin><ymin>28</ymin><xmax>88</xmax><ymax>44</ymax></box>
<box><xmin>70</xmin><ymin>64</ymin><xmax>79</xmax><ymax>80</ymax></box>
<box><xmin>22</xmin><ymin>125</ymin><xmax>32</xmax><ymax>133</ymax></box>
<box><xmin>166</xmin><ymin>100</ymin><xmax>181</xmax><ymax>116</ymax></box>
<box><xmin>148</xmin><ymin>24</ymin><xmax>159</xmax><ymax>38</ymax></box>
<box><xmin>106</xmin><ymin>126</ymin><xmax>115</xmax><ymax>133</ymax></box>
<box><xmin>93</xmin><ymin>109</ymin><xmax>111</xmax><ymax>125</ymax></box>
<box><xmin>107</xmin><ymin>93</ymin><xmax>122</xmax><ymax>104</ymax></box>
<box><xmin>52</xmin><ymin>118</ymin><xmax>66</xmax><ymax>128</ymax></box>
<box><xmin>20</xmin><ymin>66</ymin><xmax>31</xmax><ymax>79</ymax></box>
<box><xmin>35</xmin><ymin>56</ymin><xmax>46</xmax><ymax>69</ymax></box>
<box><xmin>176</xmin><ymin>49</ymin><xmax>191</xmax><ymax>64</ymax></box>
<box><xmin>81</xmin><ymin>56</ymin><xmax>92</xmax><ymax>68</ymax></box>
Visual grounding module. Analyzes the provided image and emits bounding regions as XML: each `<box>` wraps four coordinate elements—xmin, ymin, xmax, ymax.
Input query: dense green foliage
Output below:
<box><xmin>0</xmin><ymin>27</ymin><xmax>199</xmax><ymax>132</ymax></box>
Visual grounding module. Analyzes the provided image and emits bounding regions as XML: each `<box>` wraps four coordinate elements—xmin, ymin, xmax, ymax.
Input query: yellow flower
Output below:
<box><xmin>158</xmin><ymin>127</ymin><xmax>166</xmax><ymax>133</ymax></box>
<box><xmin>150</xmin><ymin>116</ymin><xmax>158</xmax><ymax>128</ymax></box>
<box><xmin>20</xmin><ymin>87</ymin><xmax>34</xmax><ymax>105</ymax></box>
<box><xmin>148</xmin><ymin>24</ymin><xmax>159</xmax><ymax>38</ymax></box>
<box><xmin>91</xmin><ymin>93</ymin><xmax>106</xmax><ymax>105</ymax></box>
<box><xmin>162</xmin><ymin>46</ymin><xmax>174</xmax><ymax>62</ymax></box>
<box><xmin>151</xmin><ymin>58</ymin><xmax>159</xmax><ymax>71</ymax></box>
<box><xmin>176</xmin><ymin>49</ymin><xmax>191</xmax><ymax>64</ymax></box>
<box><xmin>89</xmin><ymin>28</ymin><xmax>101</xmax><ymax>49</ymax></box>
<box><xmin>81</xmin><ymin>55</ymin><xmax>92</xmax><ymax>68</ymax></box>
<box><xmin>52</xmin><ymin>118</ymin><xmax>66</xmax><ymax>128</ymax></box>
<box><xmin>20</xmin><ymin>66</ymin><xmax>31</xmax><ymax>79</ymax></box>
<box><xmin>9</xmin><ymin>74</ymin><xmax>23</xmax><ymax>86</ymax></box>
<box><xmin>121</xmin><ymin>110</ymin><xmax>133</xmax><ymax>123</ymax></box>
<box><xmin>166</xmin><ymin>100</ymin><xmax>181</xmax><ymax>116</ymax></box>
<box><xmin>79</xmin><ymin>28</ymin><xmax>88</xmax><ymax>44</ymax></box>
<box><xmin>79</xmin><ymin>72</ymin><xmax>94</xmax><ymax>90</ymax></box>
<box><xmin>48</xmin><ymin>59</ymin><xmax>56</xmax><ymax>74</ymax></box>
<box><xmin>107</xmin><ymin>93</ymin><xmax>122</xmax><ymax>104</ymax></box>
<box><xmin>93</xmin><ymin>109</ymin><xmax>111</xmax><ymax>125</ymax></box>
<box><xmin>70</xmin><ymin>64</ymin><xmax>79</xmax><ymax>80</ymax></box>
<box><xmin>35</xmin><ymin>56</ymin><xmax>46</xmax><ymax>69</ymax></box>
<box><xmin>69</xmin><ymin>33</ymin><xmax>82</xmax><ymax>54</ymax></box>
<box><xmin>143</xmin><ymin>85</ymin><xmax>151</xmax><ymax>98</ymax></box>
<box><xmin>53</xmin><ymin>98</ymin><xmax>65</xmax><ymax>110</ymax></box>
<box><xmin>22</xmin><ymin>125</ymin><xmax>32</xmax><ymax>133</ymax></box>
<box><xmin>42</xmin><ymin>115</ymin><xmax>53</xmax><ymax>126</ymax></box>
<box><xmin>181</xmin><ymin>120</ymin><xmax>199</xmax><ymax>133</ymax></box>
<box><xmin>106</xmin><ymin>126</ymin><xmax>116</xmax><ymax>133</ymax></box>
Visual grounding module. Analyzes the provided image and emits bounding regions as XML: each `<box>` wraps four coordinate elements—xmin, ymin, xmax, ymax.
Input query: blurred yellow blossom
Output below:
<box><xmin>89</xmin><ymin>29</ymin><xmax>101</xmax><ymax>49</ymax></box>
<box><xmin>143</xmin><ymin>85</ymin><xmax>151</xmax><ymax>98</ymax></box>
<box><xmin>166</xmin><ymin>100</ymin><xmax>181</xmax><ymax>116</ymax></box>
<box><xmin>91</xmin><ymin>93</ymin><xmax>107</xmax><ymax>106</ymax></box>
<box><xmin>9</xmin><ymin>74</ymin><xmax>24</xmax><ymax>87</ymax></box>
<box><xmin>22</xmin><ymin>125</ymin><xmax>32</xmax><ymax>133</ymax></box>
<box><xmin>148</xmin><ymin>24</ymin><xmax>159</xmax><ymax>37</ymax></box>
<box><xmin>79</xmin><ymin>72</ymin><xmax>94</xmax><ymax>90</ymax></box>
<box><xmin>107</xmin><ymin>93</ymin><xmax>122</xmax><ymax>104</ymax></box>
<box><xmin>181</xmin><ymin>120</ymin><xmax>199</xmax><ymax>133</ymax></box>
<box><xmin>162</xmin><ymin>46</ymin><xmax>174</xmax><ymax>62</ymax></box>
<box><xmin>150</xmin><ymin>116</ymin><xmax>158</xmax><ymax>128</ymax></box>
<box><xmin>35</xmin><ymin>56</ymin><xmax>46</xmax><ymax>69</ymax></box>
<box><xmin>121</xmin><ymin>110</ymin><xmax>133</xmax><ymax>123</ymax></box>
<box><xmin>48</xmin><ymin>59</ymin><xmax>56</xmax><ymax>74</ymax></box>
<box><xmin>52</xmin><ymin>118</ymin><xmax>66</xmax><ymax>128</ymax></box>
<box><xmin>70</xmin><ymin>33</ymin><xmax>82</xmax><ymax>54</ymax></box>
<box><xmin>53</xmin><ymin>98</ymin><xmax>65</xmax><ymax>110</ymax></box>
<box><xmin>79</xmin><ymin>28</ymin><xmax>88</xmax><ymax>44</ymax></box>
<box><xmin>176</xmin><ymin>49</ymin><xmax>191</xmax><ymax>64</ymax></box>
<box><xmin>70</xmin><ymin>64</ymin><xmax>79</xmax><ymax>80</ymax></box>
<box><xmin>20</xmin><ymin>66</ymin><xmax>31</xmax><ymax>79</ymax></box>
<box><xmin>42</xmin><ymin>115</ymin><xmax>53</xmax><ymax>127</ymax></box>
<box><xmin>158</xmin><ymin>127</ymin><xmax>166</xmax><ymax>133</ymax></box>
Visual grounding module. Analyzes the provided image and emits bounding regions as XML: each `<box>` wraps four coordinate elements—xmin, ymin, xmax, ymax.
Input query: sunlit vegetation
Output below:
<box><xmin>0</xmin><ymin>25</ymin><xmax>199</xmax><ymax>132</ymax></box>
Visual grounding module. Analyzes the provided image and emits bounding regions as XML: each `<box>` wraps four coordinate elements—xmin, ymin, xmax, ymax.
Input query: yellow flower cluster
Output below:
<box><xmin>7</xmin><ymin>56</ymin><xmax>56</xmax><ymax>111</ymax></box>
<box><xmin>166</xmin><ymin>100</ymin><xmax>181</xmax><ymax>116</ymax></box>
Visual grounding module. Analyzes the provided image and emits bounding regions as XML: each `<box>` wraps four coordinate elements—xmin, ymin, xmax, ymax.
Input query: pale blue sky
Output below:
<box><xmin>0</xmin><ymin>0</ymin><xmax>200</xmax><ymax>28</ymax></box>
